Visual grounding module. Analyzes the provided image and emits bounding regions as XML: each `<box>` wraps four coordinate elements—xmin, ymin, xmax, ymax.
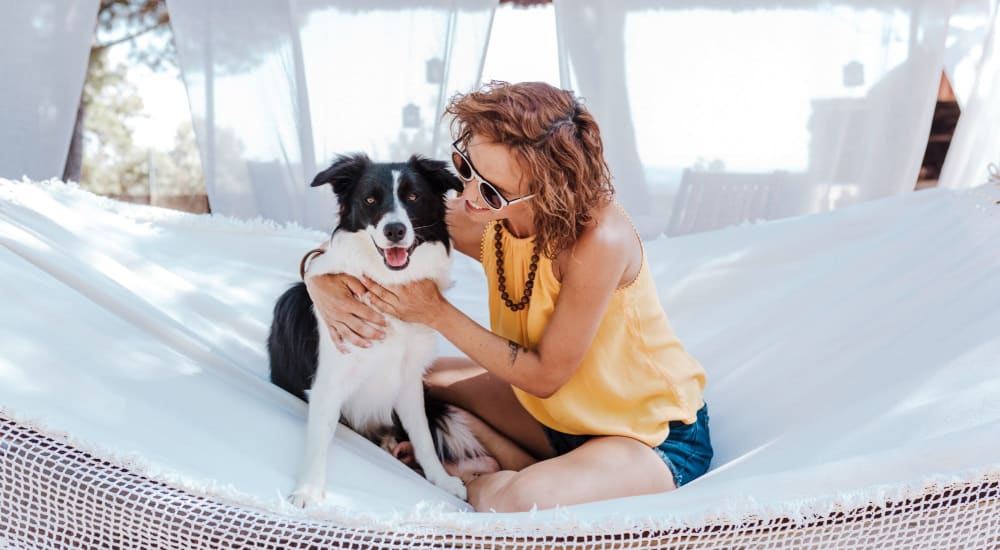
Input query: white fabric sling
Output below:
<box><xmin>1</xmin><ymin>179</ymin><xmax>998</xmax><ymax>548</ymax></box>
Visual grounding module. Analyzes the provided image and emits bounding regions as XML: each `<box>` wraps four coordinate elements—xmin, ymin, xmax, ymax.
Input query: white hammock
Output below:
<box><xmin>1</xmin><ymin>179</ymin><xmax>998</xmax><ymax>549</ymax></box>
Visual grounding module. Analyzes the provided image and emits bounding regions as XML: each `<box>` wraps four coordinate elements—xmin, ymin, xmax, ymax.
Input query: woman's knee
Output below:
<box><xmin>425</xmin><ymin>357</ymin><xmax>483</xmax><ymax>400</ymax></box>
<box><xmin>480</xmin><ymin>474</ymin><xmax>551</xmax><ymax>513</ymax></box>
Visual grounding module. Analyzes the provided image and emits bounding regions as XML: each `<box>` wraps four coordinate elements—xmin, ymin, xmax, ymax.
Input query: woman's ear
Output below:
<box><xmin>409</xmin><ymin>155</ymin><xmax>463</xmax><ymax>197</ymax></box>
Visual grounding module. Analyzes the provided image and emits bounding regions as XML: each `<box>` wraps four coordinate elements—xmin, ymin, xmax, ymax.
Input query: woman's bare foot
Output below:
<box><xmin>445</xmin><ymin>455</ymin><xmax>501</xmax><ymax>484</ymax></box>
<box><xmin>390</xmin><ymin>440</ymin><xmax>499</xmax><ymax>484</ymax></box>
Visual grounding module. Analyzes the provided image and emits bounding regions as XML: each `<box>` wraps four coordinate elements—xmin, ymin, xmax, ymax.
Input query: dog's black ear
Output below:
<box><xmin>409</xmin><ymin>155</ymin><xmax>463</xmax><ymax>197</ymax></box>
<box><xmin>311</xmin><ymin>154</ymin><xmax>371</xmax><ymax>197</ymax></box>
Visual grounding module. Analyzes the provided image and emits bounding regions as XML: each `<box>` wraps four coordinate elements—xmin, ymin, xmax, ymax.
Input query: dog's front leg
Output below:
<box><xmin>290</xmin><ymin>368</ymin><xmax>344</xmax><ymax>508</ymax></box>
<box><xmin>395</xmin><ymin>381</ymin><xmax>467</xmax><ymax>500</ymax></box>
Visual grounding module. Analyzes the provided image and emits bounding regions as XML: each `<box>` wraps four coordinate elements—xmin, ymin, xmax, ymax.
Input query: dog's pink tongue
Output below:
<box><xmin>385</xmin><ymin>247</ymin><xmax>409</xmax><ymax>267</ymax></box>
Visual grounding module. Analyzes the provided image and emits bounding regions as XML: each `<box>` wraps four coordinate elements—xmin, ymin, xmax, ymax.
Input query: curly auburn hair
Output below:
<box><xmin>446</xmin><ymin>81</ymin><xmax>615</xmax><ymax>258</ymax></box>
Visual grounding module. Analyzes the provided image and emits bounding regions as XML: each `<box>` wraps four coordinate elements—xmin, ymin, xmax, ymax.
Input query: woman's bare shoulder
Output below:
<box><xmin>556</xmin><ymin>201</ymin><xmax>638</xmax><ymax>283</ymax></box>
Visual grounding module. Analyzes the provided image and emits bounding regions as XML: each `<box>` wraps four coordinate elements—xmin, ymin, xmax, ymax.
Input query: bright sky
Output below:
<box><xmin>127</xmin><ymin>64</ymin><xmax>191</xmax><ymax>150</ymax></box>
<box><xmin>107</xmin><ymin>36</ymin><xmax>190</xmax><ymax>151</ymax></box>
<box><xmin>481</xmin><ymin>5</ymin><xmax>560</xmax><ymax>85</ymax></box>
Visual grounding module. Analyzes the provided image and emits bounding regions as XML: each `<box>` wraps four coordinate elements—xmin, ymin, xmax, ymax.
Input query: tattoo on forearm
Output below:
<box><xmin>506</xmin><ymin>339</ymin><xmax>522</xmax><ymax>367</ymax></box>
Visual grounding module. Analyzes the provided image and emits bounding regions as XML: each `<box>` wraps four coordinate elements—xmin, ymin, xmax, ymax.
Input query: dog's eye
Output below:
<box><xmin>365</xmin><ymin>196</ymin><xmax>376</xmax><ymax>205</ymax></box>
<box><xmin>406</xmin><ymin>193</ymin><xmax>418</xmax><ymax>202</ymax></box>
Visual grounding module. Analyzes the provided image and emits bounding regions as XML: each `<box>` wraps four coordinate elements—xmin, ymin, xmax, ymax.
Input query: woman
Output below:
<box><xmin>306</xmin><ymin>81</ymin><xmax>711</xmax><ymax>512</ymax></box>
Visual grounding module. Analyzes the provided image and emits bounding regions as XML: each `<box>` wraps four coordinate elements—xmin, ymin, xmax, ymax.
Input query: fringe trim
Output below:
<box><xmin>3</xmin><ymin>404</ymin><xmax>998</xmax><ymax>536</ymax></box>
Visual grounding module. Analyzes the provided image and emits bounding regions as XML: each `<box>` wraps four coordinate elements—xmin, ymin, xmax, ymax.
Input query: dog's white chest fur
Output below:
<box><xmin>322</xmin><ymin>312</ymin><xmax>436</xmax><ymax>430</ymax></box>
<box><xmin>305</xmin><ymin>229</ymin><xmax>451</xmax><ymax>430</ymax></box>
<box><xmin>284</xmin><ymin>155</ymin><xmax>468</xmax><ymax>506</ymax></box>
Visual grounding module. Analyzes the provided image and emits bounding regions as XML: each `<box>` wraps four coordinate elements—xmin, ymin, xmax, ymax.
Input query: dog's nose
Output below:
<box><xmin>383</xmin><ymin>222</ymin><xmax>407</xmax><ymax>243</ymax></box>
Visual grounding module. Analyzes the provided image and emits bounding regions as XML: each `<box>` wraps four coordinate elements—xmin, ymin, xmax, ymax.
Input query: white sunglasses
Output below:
<box><xmin>451</xmin><ymin>136</ymin><xmax>535</xmax><ymax>211</ymax></box>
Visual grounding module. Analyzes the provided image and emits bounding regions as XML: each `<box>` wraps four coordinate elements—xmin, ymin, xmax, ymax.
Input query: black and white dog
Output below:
<box><xmin>268</xmin><ymin>154</ymin><xmax>483</xmax><ymax>507</ymax></box>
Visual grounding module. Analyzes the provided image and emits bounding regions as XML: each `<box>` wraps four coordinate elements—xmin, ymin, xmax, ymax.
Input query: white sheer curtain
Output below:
<box><xmin>939</xmin><ymin>0</ymin><xmax>1000</xmax><ymax>189</ymax></box>
<box><xmin>945</xmin><ymin>0</ymin><xmax>996</xmax><ymax>108</ymax></box>
<box><xmin>0</xmin><ymin>1</ymin><xmax>99</xmax><ymax>181</ymax></box>
<box><xmin>554</xmin><ymin>1</ymin><xmax>953</xmax><ymax>237</ymax></box>
<box><xmin>167</xmin><ymin>0</ymin><xmax>496</xmax><ymax>228</ymax></box>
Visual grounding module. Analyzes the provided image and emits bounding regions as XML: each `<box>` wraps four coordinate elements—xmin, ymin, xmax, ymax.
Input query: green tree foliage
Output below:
<box><xmin>150</xmin><ymin>121</ymin><xmax>207</xmax><ymax>198</ymax></box>
<box><xmin>74</xmin><ymin>0</ymin><xmax>207</xmax><ymax>211</ymax></box>
<box><xmin>80</xmin><ymin>50</ymin><xmax>148</xmax><ymax>196</ymax></box>
<box><xmin>95</xmin><ymin>0</ymin><xmax>172</xmax><ymax>68</ymax></box>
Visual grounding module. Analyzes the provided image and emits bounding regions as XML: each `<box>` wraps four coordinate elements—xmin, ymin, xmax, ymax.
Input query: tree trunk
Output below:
<box><xmin>62</xmin><ymin>100</ymin><xmax>85</xmax><ymax>183</ymax></box>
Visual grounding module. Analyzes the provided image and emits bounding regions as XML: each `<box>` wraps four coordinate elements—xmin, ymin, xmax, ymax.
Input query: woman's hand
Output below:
<box><xmin>363</xmin><ymin>276</ymin><xmax>447</xmax><ymax>327</ymax></box>
<box><xmin>305</xmin><ymin>273</ymin><xmax>387</xmax><ymax>354</ymax></box>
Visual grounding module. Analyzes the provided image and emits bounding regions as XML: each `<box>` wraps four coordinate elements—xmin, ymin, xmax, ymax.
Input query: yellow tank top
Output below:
<box><xmin>481</xmin><ymin>217</ymin><xmax>707</xmax><ymax>446</ymax></box>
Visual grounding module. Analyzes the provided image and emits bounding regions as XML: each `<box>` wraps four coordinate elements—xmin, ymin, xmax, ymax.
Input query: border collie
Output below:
<box><xmin>268</xmin><ymin>154</ymin><xmax>483</xmax><ymax>506</ymax></box>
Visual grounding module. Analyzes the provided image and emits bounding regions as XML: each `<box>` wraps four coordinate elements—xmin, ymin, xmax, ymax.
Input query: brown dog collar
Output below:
<box><xmin>299</xmin><ymin>247</ymin><xmax>326</xmax><ymax>280</ymax></box>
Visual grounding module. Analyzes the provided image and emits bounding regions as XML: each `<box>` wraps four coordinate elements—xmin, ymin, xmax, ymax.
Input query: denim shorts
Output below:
<box><xmin>542</xmin><ymin>403</ymin><xmax>713</xmax><ymax>487</ymax></box>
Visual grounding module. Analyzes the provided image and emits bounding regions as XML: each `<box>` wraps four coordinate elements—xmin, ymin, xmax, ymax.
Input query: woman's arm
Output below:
<box><xmin>302</xmin><ymin>242</ymin><xmax>387</xmax><ymax>353</ymax></box>
<box><xmin>365</xmin><ymin>222</ymin><xmax>632</xmax><ymax>397</ymax></box>
<box><xmin>306</xmin><ymin>273</ymin><xmax>387</xmax><ymax>353</ymax></box>
<box><xmin>305</xmin><ymin>195</ymin><xmax>483</xmax><ymax>353</ymax></box>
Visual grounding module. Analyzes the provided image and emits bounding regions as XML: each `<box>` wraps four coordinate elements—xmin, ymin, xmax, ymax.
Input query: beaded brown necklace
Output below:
<box><xmin>493</xmin><ymin>222</ymin><xmax>540</xmax><ymax>312</ymax></box>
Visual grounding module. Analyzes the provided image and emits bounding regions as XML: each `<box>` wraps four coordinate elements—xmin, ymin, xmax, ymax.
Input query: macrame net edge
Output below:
<box><xmin>2</xmin><ymin>410</ymin><xmax>999</xmax><ymax>549</ymax></box>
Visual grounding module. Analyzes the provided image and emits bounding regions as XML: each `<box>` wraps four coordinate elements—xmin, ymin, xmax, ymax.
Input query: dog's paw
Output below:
<box><xmin>288</xmin><ymin>484</ymin><xmax>325</xmax><ymax>508</ymax></box>
<box><xmin>430</xmin><ymin>473</ymin><xmax>467</xmax><ymax>500</ymax></box>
